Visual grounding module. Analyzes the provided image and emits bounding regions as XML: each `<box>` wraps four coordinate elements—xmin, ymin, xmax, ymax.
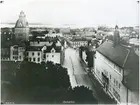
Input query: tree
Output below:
<box><xmin>66</xmin><ymin>86</ymin><xmax>98</xmax><ymax>104</ymax></box>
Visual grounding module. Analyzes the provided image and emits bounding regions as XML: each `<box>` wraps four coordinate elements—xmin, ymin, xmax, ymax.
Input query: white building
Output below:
<box><xmin>45</xmin><ymin>33</ymin><xmax>62</xmax><ymax>37</ymax></box>
<box><xmin>26</xmin><ymin>41</ymin><xmax>64</xmax><ymax>64</ymax></box>
<box><xmin>10</xmin><ymin>45</ymin><xmax>25</xmax><ymax>61</ymax></box>
<box><xmin>93</xmin><ymin>41</ymin><xmax>139</xmax><ymax>104</ymax></box>
<box><xmin>70</xmin><ymin>39</ymin><xmax>88</xmax><ymax>48</ymax></box>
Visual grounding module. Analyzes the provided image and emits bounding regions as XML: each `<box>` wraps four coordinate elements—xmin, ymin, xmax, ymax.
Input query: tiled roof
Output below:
<box><xmin>97</xmin><ymin>41</ymin><xmax>139</xmax><ymax>90</ymax></box>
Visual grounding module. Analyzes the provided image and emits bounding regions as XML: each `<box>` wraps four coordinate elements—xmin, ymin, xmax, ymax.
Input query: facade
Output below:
<box><xmin>26</xmin><ymin>44</ymin><xmax>64</xmax><ymax>64</ymax></box>
<box><xmin>26</xmin><ymin>46</ymin><xmax>42</xmax><ymax>63</ymax></box>
<box><xmin>10</xmin><ymin>45</ymin><xmax>25</xmax><ymax>61</ymax></box>
<box><xmin>1</xmin><ymin>48</ymin><xmax>10</xmax><ymax>61</ymax></box>
<box><xmin>30</xmin><ymin>41</ymin><xmax>53</xmax><ymax>46</ymax></box>
<box><xmin>45</xmin><ymin>33</ymin><xmax>62</xmax><ymax>38</ymax></box>
<box><xmin>70</xmin><ymin>39</ymin><xmax>88</xmax><ymax>48</ymax></box>
<box><xmin>1</xmin><ymin>28</ymin><xmax>14</xmax><ymax>42</ymax></box>
<box><xmin>15</xmin><ymin>11</ymin><xmax>29</xmax><ymax>42</ymax></box>
<box><xmin>93</xmin><ymin>41</ymin><xmax>139</xmax><ymax>104</ymax></box>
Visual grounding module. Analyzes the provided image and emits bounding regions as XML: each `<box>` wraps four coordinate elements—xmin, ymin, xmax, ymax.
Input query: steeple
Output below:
<box><xmin>19</xmin><ymin>11</ymin><xmax>26</xmax><ymax>18</ymax></box>
<box><xmin>14</xmin><ymin>11</ymin><xmax>29</xmax><ymax>42</ymax></box>
<box><xmin>15</xmin><ymin>11</ymin><xmax>28</xmax><ymax>28</ymax></box>
<box><xmin>113</xmin><ymin>25</ymin><xmax>120</xmax><ymax>47</ymax></box>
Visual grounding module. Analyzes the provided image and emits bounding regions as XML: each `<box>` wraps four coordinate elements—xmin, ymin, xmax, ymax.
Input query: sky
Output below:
<box><xmin>0</xmin><ymin>0</ymin><xmax>139</xmax><ymax>27</ymax></box>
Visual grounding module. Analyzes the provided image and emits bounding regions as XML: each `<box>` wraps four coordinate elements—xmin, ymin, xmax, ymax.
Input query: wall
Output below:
<box><xmin>82</xmin><ymin>51</ymin><xmax>87</xmax><ymax>65</ymax></box>
<box><xmin>128</xmin><ymin>90</ymin><xmax>139</xmax><ymax>104</ymax></box>
<box><xmin>18</xmin><ymin>47</ymin><xmax>25</xmax><ymax>61</ymax></box>
<box><xmin>30</xmin><ymin>41</ymin><xmax>52</xmax><ymax>46</ymax></box>
<box><xmin>1</xmin><ymin>48</ymin><xmax>10</xmax><ymax>60</ymax></box>
<box><xmin>10</xmin><ymin>46</ymin><xmax>18</xmax><ymax>61</ymax></box>
<box><xmin>72</xmin><ymin>41</ymin><xmax>87</xmax><ymax>48</ymax></box>
<box><xmin>15</xmin><ymin>28</ymin><xmax>29</xmax><ymax>41</ymax></box>
<box><xmin>94</xmin><ymin>51</ymin><xmax>129</xmax><ymax>104</ymax></box>
<box><xmin>44</xmin><ymin>53</ymin><xmax>60</xmax><ymax>64</ymax></box>
<box><xmin>27</xmin><ymin>51</ymin><xmax>42</xmax><ymax>63</ymax></box>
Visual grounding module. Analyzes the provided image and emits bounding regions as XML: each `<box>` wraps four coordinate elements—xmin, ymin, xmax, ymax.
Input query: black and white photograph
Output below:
<box><xmin>0</xmin><ymin>0</ymin><xmax>139</xmax><ymax>104</ymax></box>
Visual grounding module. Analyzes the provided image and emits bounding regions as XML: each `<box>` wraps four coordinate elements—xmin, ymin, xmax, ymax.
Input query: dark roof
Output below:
<box><xmin>72</xmin><ymin>38</ymin><xmax>88</xmax><ymax>42</ymax></box>
<box><xmin>26</xmin><ymin>46</ymin><xmax>42</xmax><ymax>51</ymax></box>
<box><xmin>44</xmin><ymin>46</ymin><xmax>61</xmax><ymax>53</ymax></box>
<box><xmin>97</xmin><ymin>41</ymin><xmax>139</xmax><ymax>90</ymax></box>
<box><xmin>26</xmin><ymin>46</ymin><xmax>61</xmax><ymax>52</ymax></box>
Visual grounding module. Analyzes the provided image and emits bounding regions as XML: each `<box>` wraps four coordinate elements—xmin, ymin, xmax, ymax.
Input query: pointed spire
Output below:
<box><xmin>113</xmin><ymin>25</ymin><xmax>120</xmax><ymax>47</ymax></box>
<box><xmin>19</xmin><ymin>11</ymin><xmax>26</xmax><ymax>17</ymax></box>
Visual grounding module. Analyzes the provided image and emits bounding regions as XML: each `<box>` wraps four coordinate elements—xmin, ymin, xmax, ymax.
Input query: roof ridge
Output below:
<box><xmin>122</xmin><ymin>49</ymin><xmax>130</xmax><ymax>67</ymax></box>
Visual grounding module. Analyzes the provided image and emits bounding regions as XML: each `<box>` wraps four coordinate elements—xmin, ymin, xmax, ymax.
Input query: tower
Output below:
<box><xmin>15</xmin><ymin>11</ymin><xmax>29</xmax><ymax>43</ymax></box>
<box><xmin>113</xmin><ymin>25</ymin><xmax>120</xmax><ymax>47</ymax></box>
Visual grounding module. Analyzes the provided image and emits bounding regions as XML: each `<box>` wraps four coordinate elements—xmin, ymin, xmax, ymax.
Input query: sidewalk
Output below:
<box><xmin>79</xmin><ymin>58</ymin><xmax>117</xmax><ymax>104</ymax></box>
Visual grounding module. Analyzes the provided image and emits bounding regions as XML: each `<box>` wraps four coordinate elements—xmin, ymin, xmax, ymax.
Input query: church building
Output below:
<box><xmin>15</xmin><ymin>11</ymin><xmax>29</xmax><ymax>43</ymax></box>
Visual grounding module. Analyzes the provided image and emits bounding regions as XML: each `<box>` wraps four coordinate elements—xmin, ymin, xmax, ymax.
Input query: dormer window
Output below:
<box><xmin>51</xmin><ymin>48</ymin><xmax>55</xmax><ymax>53</ymax></box>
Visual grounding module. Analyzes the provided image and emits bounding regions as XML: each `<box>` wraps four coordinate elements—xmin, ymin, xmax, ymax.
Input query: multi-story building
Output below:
<box><xmin>1</xmin><ymin>28</ymin><xmax>14</xmax><ymax>42</ymax></box>
<box><xmin>10</xmin><ymin>45</ymin><xmax>25</xmax><ymax>61</ymax></box>
<box><xmin>70</xmin><ymin>38</ymin><xmax>88</xmax><ymax>48</ymax></box>
<box><xmin>93</xmin><ymin>27</ymin><xmax>139</xmax><ymax>104</ymax></box>
<box><xmin>15</xmin><ymin>11</ymin><xmax>30</xmax><ymax>42</ymax></box>
<box><xmin>45</xmin><ymin>33</ymin><xmax>62</xmax><ymax>38</ymax></box>
<box><xmin>29</xmin><ymin>41</ymin><xmax>53</xmax><ymax>47</ymax></box>
<box><xmin>26</xmin><ymin>42</ymin><xmax>64</xmax><ymax>64</ymax></box>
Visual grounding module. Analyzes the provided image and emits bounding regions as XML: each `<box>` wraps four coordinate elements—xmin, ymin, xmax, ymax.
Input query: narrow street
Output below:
<box><xmin>63</xmin><ymin>47</ymin><xmax>116</xmax><ymax>104</ymax></box>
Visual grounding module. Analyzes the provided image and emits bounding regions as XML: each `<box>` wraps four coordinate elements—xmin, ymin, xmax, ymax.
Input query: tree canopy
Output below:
<box><xmin>2</xmin><ymin>61</ymin><xmax>98</xmax><ymax>104</ymax></box>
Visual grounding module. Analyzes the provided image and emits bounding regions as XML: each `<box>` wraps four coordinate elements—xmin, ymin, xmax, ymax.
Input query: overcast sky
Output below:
<box><xmin>0</xmin><ymin>0</ymin><xmax>139</xmax><ymax>27</ymax></box>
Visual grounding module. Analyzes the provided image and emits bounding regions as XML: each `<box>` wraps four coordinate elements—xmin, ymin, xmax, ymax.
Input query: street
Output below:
<box><xmin>63</xmin><ymin>47</ymin><xmax>116</xmax><ymax>104</ymax></box>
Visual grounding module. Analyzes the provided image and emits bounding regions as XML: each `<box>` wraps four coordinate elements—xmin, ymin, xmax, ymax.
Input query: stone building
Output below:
<box><xmin>93</xmin><ymin>26</ymin><xmax>139</xmax><ymax>104</ymax></box>
<box><xmin>15</xmin><ymin>11</ymin><xmax>29</xmax><ymax>42</ymax></box>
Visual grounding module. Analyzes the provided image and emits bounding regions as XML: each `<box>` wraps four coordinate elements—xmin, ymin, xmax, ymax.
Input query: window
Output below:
<box><xmin>47</xmin><ymin>55</ymin><xmax>49</xmax><ymax>57</ymax></box>
<box><xmin>113</xmin><ymin>88</ymin><xmax>120</xmax><ymax>102</ymax></box>
<box><xmin>15</xmin><ymin>56</ymin><xmax>18</xmax><ymax>60</ymax></box>
<box><xmin>13</xmin><ymin>56</ymin><xmax>15</xmax><ymax>59</ymax></box>
<box><xmin>32</xmin><ymin>52</ymin><xmax>34</xmax><ymax>56</ymax></box>
<box><xmin>38</xmin><ymin>52</ymin><xmax>40</xmax><ymax>56</ymax></box>
<box><xmin>19</xmin><ymin>56</ymin><xmax>21</xmax><ymax>59</ymax></box>
<box><xmin>51</xmin><ymin>49</ymin><xmax>55</xmax><ymax>53</ymax></box>
<box><xmin>119</xmin><ymin>83</ymin><xmax>121</xmax><ymax>89</ymax></box>
<box><xmin>110</xmin><ymin>75</ymin><xmax>111</xmax><ymax>79</ymax></box>
<box><xmin>116</xmin><ymin>80</ymin><xmax>118</xmax><ymax>86</ymax></box>
<box><xmin>38</xmin><ymin>58</ymin><xmax>40</xmax><ymax>62</ymax></box>
<box><xmin>29</xmin><ymin>58</ymin><xmax>31</xmax><ymax>61</ymax></box>
<box><xmin>118</xmin><ymin>68</ymin><xmax>121</xmax><ymax>73</ymax></box>
<box><xmin>27</xmin><ymin>52</ymin><xmax>29</xmax><ymax>56</ymax></box>
<box><xmin>33</xmin><ymin>58</ymin><xmax>36</xmax><ymax>61</ymax></box>
<box><xmin>52</xmin><ymin>55</ymin><xmax>54</xmax><ymax>57</ymax></box>
<box><xmin>114</xmin><ymin>79</ymin><xmax>116</xmax><ymax>84</ymax></box>
<box><xmin>44</xmin><ymin>54</ymin><xmax>46</xmax><ymax>59</ymax></box>
<box><xmin>13</xmin><ymin>51</ymin><xmax>18</xmax><ymax>55</ymax></box>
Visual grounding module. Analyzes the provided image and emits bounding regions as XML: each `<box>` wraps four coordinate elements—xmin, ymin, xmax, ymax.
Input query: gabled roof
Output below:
<box><xmin>97</xmin><ymin>41</ymin><xmax>139</xmax><ymax>90</ymax></box>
